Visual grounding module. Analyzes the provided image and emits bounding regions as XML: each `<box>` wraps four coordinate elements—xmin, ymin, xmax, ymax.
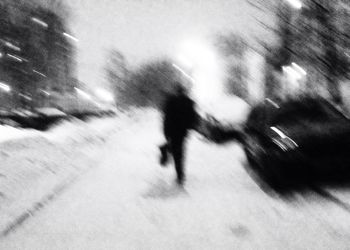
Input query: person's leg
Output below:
<box><xmin>172</xmin><ymin>136</ymin><xmax>185</xmax><ymax>184</ymax></box>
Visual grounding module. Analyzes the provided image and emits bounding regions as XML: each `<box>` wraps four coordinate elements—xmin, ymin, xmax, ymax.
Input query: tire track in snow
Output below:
<box><xmin>310</xmin><ymin>185</ymin><xmax>350</xmax><ymax>213</ymax></box>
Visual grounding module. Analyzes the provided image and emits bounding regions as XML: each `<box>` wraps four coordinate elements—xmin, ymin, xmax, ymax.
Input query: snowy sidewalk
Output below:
<box><xmin>2</xmin><ymin>109</ymin><xmax>350</xmax><ymax>249</ymax></box>
<box><xmin>0</xmin><ymin>116</ymin><xmax>125</xmax><ymax>235</ymax></box>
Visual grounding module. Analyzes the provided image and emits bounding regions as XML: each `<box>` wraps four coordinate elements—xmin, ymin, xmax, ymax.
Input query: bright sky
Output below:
<box><xmin>65</xmin><ymin>0</ymin><xmax>275</xmax><ymax>88</ymax></box>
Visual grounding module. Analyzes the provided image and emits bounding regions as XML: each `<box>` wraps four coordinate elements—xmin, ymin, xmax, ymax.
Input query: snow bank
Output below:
<box><xmin>0</xmin><ymin>126</ymin><xmax>40</xmax><ymax>143</ymax></box>
<box><xmin>44</xmin><ymin>116</ymin><xmax>122</xmax><ymax>144</ymax></box>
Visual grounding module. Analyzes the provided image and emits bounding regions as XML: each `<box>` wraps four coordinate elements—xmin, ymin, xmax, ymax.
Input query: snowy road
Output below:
<box><xmin>2</xmin><ymin>110</ymin><xmax>350</xmax><ymax>249</ymax></box>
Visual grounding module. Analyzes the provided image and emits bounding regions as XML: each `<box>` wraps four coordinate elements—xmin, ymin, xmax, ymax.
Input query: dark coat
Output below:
<box><xmin>163</xmin><ymin>92</ymin><xmax>198</xmax><ymax>138</ymax></box>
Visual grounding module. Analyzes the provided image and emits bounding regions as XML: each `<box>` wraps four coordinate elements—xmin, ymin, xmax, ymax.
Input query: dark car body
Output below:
<box><xmin>242</xmin><ymin>97</ymin><xmax>350</xmax><ymax>184</ymax></box>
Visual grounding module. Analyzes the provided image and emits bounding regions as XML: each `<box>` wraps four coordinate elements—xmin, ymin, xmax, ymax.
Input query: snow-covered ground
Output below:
<box><xmin>0</xmin><ymin>115</ymin><xmax>129</xmax><ymax>235</ymax></box>
<box><xmin>0</xmin><ymin>126</ymin><xmax>40</xmax><ymax>143</ymax></box>
<box><xmin>1</xmin><ymin>107</ymin><xmax>350</xmax><ymax>249</ymax></box>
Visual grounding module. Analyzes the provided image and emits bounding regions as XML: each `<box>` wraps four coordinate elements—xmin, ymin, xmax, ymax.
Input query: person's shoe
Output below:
<box><xmin>176</xmin><ymin>177</ymin><xmax>185</xmax><ymax>186</ymax></box>
<box><xmin>159</xmin><ymin>145</ymin><xmax>168</xmax><ymax>166</ymax></box>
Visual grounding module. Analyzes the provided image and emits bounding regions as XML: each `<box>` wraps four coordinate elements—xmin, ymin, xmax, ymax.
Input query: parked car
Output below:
<box><xmin>199</xmin><ymin>96</ymin><xmax>350</xmax><ymax>187</ymax></box>
<box><xmin>242</xmin><ymin>96</ymin><xmax>350</xmax><ymax>186</ymax></box>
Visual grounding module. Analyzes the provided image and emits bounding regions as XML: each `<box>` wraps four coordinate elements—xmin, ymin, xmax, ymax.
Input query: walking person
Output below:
<box><xmin>159</xmin><ymin>82</ymin><xmax>198</xmax><ymax>185</ymax></box>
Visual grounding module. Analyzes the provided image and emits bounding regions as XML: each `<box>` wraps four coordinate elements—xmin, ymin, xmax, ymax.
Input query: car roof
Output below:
<box><xmin>247</xmin><ymin>96</ymin><xmax>349</xmax><ymax>130</ymax></box>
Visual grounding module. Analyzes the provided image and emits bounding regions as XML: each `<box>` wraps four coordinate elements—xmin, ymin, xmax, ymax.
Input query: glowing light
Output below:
<box><xmin>176</xmin><ymin>38</ymin><xmax>223</xmax><ymax>103</ymax></box>
<box><xmin>266</xmin><ymin>98</ymin><xmax>280</xmax><ymax>109</ymax></box>
<box><xmin>271</xmin><ymin>126</ymin><xmax>286</xmax><ymax>139</ymax></box>
<box><xmin>282</xmin><ymin>63</ymin><xmax>307</xmax><ymax>93</ymax></box>
<box><xmin>5</xmin><ymin>42</ymin><xmax>20</xmax><ymax>51</ymax></box>
<box><xmin>282</xmin><ymin>63</ymin><xmax>306</xmax><ymax>81</ymax></box>
<box><xmin>95</xmin><ymin>88</ymin><xmax>114</xmax><ymax>102</ymax></box>
<box><xmin>63</xmin><ymin>33</ymin><xmax>79</xmax><ymax>42</ymax></box>
<box><xmin>0</xmin><ymin>82</ymin><xmax>11</xmax><ymax>92</ymax></box>
<box><xmin>285</xmin><ymin>0</ymin><xmax>303</xmax><ymax>9</ymax></box>
<box><xmin>283</xmin><ymin>66</ymin><xmax>296</xmax><ymax>78</ymax></box>
<box><xmin>19</xmin><ymin>93</ymin><xmax>32</xmax><ymax>101</ymax></box>
<box><xmin>176</xmin><ymin>54</ymin><xmax>193</xmax><ymax>69</ymax></box>
<box><xmin>39</xmin><ymin>89</ymin><xmax>50</xmax><ymax>96</ymax></box>
<box><xmin>31</xmin><ymin>17</ymin><xmax>48</xmax><ymax>28</ymax></box>
<box><xmin>7</xmin><ymin>54</ymin><xmax>23</xmax><ymax>62</ymax></box>
<box><xmin>33</xmin><ymin>70</ymin><xmax>47</xmax><ymax>77</ymax></box>
<box><xmin>179</xmin><ymin>39</ymin><xmax>217</xmax><ymax>69</ymax></box>
<box><xmin>271</xmin><ymin>126</ymin><xmax>298</xmax><ymax>150</ymax></box>
<box><xmin>291</xmin><ymin>62</ymin><xmax>307</xmax><ymax>76</ymax></box>
<box><xmin>172</xmin><ymin>63</ymin><xmax>195</xmax><ymax>82</ymax></box>
<box><xmin>75</xmin><ymin>87</ymin><xmax>92</xmax><ymax>100</ymax></box>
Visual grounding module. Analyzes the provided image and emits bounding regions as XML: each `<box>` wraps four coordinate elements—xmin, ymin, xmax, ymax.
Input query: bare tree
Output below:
<box><xmin>107</xmin><ymin>56</ymin><xmax>182</xmax><ymax>109</ymax></box>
